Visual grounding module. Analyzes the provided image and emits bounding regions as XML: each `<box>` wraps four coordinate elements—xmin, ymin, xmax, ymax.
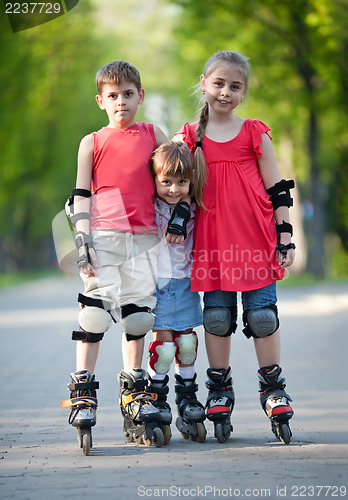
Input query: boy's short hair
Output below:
<box><xmin>95</xmin><ymin>60</ymin><xmax>142</xmax><ymax>94</ymax></box>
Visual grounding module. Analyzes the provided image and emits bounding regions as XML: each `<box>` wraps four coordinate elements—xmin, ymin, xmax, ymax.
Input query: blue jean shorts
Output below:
<box><xmin>203</xmin><ymin>283</ymin><xmax>277</xmax><ymax>322</ymax></box>
<box><xmin>153</xmin><ymin>278</ymin><xmax>203</xmax><ymax>331</ymax></box>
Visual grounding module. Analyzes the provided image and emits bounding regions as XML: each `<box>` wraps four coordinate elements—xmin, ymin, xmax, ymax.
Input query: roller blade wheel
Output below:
<box><xmin>195</xmin><ymin>422</ymin><xmax>207</xmax><ymax>443</ymax></box>
<box><xmin>124</xmin><ymin>425</ymin><xmax>164</xmax><ymax>448</ymax></box>
<box><xmin>271</xmin><ymin>421</ymin><xmax>292</xmax><ymax>445</ymax></box>
<box><xmin>162</xmin><ymin>424</ymin><xmax>172</xmax><ymax>446</ymax></box>
<box><xmin>214</xmin><ymin>420</ymin><xmax>232</xmax><ymax>443</ymax></box>
<box><xmin>143</xmin><ymin>427</ymin><xmax>164</xmax><ymax>448</ymax></box>
<box><xmin>175</xmin><ymin>417</ymin><xmax>206</xmax><ymax>443</ymax></box>
<box><xmin>152</xmin><ymin>427</ymin><xmax>164</xmax><ymax>448</ymax></box>
<box><xmin>77</xmin><ymin>427</ymin><xmax>92</xmax><ymax>456</ymax></box>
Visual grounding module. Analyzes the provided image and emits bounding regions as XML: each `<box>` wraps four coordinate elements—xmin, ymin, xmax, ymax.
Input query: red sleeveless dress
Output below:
<box><xmin>176</xmin><ymin>119</ymin><xmax>284</xmax><ymax>292</ymax></box>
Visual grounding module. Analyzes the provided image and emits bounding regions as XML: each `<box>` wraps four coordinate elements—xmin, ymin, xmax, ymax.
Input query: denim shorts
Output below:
<box><xmin>203</xmin><ymin>283</ymin><xmax>277</xmax><ymax>322</ymax></box>
<box><xmin>153</xmin><ymin>278</ymin><xmax>203</xmax><ymax>331</ymax></box>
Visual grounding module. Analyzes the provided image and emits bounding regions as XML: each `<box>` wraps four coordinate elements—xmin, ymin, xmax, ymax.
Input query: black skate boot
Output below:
<box><xmin>258</xmin><ymin>364</ymin><xmax>294</xmax><ymax>444</ymax></box>
<box><xmin>147</xmin><ymin>374</ymin><xmax>172</xmax><ymax>445</ymax></box>
<box><xmin>174</xmin><ymin>373</ymin><xmax>206</xmax><ymax>443</ymax></box>
<box><xmin>205</xmin><ymin>367</ymin><xmax>234</xmax><ymax>443</ymax></box>
<box><xmin>119</xmin><ymin>369</ymin><xmax>164</xmax><ymax>447</ymax></box>
<box><xmin>60</xmin><ymin>370</ymin><xmax>99</xmax><ymax>455</ymax></box>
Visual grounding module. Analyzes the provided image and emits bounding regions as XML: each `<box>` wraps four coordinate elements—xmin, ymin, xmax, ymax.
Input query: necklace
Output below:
<box><xmin>155</xmin><ymin>198</ymin><xmax>173</xmax><ymax>231</ymax></box>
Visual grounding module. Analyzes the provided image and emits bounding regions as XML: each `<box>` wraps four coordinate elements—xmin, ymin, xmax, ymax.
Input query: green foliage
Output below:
<box><xmin>0</xmin><ymin>1</ymin><xmax>105</xmax><ymax>269</ymax></box>
<box><xmin>0</xmin><ymin>0</ymin><xmax>347</xmax><ymax>274</ymax></box>
<box><xmin>168</xmin><ymin>0</ymin><xmax>348</xmax><ymax>276</ymax></box>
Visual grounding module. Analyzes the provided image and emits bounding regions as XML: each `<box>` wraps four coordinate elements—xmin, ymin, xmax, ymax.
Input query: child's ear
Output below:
<box><xmin>138</xmin><ymin>89</ymin><xmax>145</xmax><ymax>104</ymax></box>
<box><xmin>200</xmin><ymin>74</ymin><xmax>206</xmax><ymax>93</ymax></box>
<box><xmin>96</xmin><ymin>94</ymin><xmax>105</xmax><ymax>110</ymax></box>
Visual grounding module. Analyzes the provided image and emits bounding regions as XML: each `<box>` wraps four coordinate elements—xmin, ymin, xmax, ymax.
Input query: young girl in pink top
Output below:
<box><xmin>174</xmin><ymin>51</ymin><xmax>296</xmax><ymax>444</ymax></box>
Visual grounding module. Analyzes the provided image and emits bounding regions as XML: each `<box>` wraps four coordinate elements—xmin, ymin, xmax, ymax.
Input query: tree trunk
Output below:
<box><xmin>306</xmin><ymin>110</ymin><xmax>325</xmax><ymax>276</ymax></box>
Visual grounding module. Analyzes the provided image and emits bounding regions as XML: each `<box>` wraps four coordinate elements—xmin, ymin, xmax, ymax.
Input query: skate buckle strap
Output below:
<box><xmin>60</xmin><ymin>396</ymin><xmax>98</xmax><ymax>409</ymax></box>
<box><xmin>67</xmin><ymin>381</ymin><xmax>99</xmax><ymax>391</ymax></box>
<box><xmin>175</xmin><ymin>383</ymin><xmax>198</xmax><ymax>395</ymax></box>
<box><xmin>122</xmin><ymin>391</ymin><xmax>158</xmax><ymax>409</ymax></box>
<box><xmin>260</xmin><ymin>388</ymin><xmax>292</xmax><ymax>407</ymax></box>
<box><xmin>147</xmin><ymin>384</ymin><xmax>169</xmax><ymax>397</ymax></box>
<box><xmin>206</xmin><ymin>389</ymin><xmax>234</xmax><ymax>404</ymax></box>
<box><xmin>121</xmin><ymin>378</ymin><xmax>147</xmax><ymax>391</ymax></box>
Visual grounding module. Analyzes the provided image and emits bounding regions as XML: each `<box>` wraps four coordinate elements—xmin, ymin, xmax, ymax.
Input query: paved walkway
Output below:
<box><xmin>1</xmin><ymin>276</ymin><xmax>347</xmax><ymax>499</ymax></box>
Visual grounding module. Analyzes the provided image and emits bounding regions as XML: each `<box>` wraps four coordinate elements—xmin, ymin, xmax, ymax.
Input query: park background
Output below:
<box><xmin>0</xmin><ymin>0</ymin><xmax>347</xmax><ymax>282</ymax></box>
<box><xmin>1</xmin><ymin>4</ymin><xmax>348</xmax><ymax>498</ymax></box>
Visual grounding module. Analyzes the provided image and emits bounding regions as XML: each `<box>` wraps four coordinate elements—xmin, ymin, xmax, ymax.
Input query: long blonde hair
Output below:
<box><xmin>194</xmin><ymin>51</ymin><xmax>250</xmax><ymax>209</ymax></box>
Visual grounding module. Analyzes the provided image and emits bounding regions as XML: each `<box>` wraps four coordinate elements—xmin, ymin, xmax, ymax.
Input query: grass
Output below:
<box><xmin>0</xmin><ymin>268</ymin><xmax>62</xmax><ymax>289</ymax></box>
<box><xmin>278</xmin><ymin>272</ymin><xmax>348</xmax><ymax>288</ymax></box>
<box><xmin>0</xmin><ymin>269</ymin><xmax>347</xmax><ymax>290</ymax></box>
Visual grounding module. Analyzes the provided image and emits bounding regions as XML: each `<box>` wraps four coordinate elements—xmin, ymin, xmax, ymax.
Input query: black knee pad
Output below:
<box><xmin>72</xmin><ymin>330</ymin><xmax>105</xmax><ymax>342</ymax></box>
<box><xmin>242</xmin><ymin>304</ymin><xmax>279</xmax><ymax>339</ymax></box>
<box><xmin>72</xmin><ymin>294</ymin><xmax>113</xmax><ymax>342</ymax></box>
<box><xmin>121</xmin><ymin>303</ymin><xmax>154</xmax><ymax>341</ymax></box>
<box><xmin>125</xmin><ymin>332</ymin><xmax>147</xmax><ymax>342</ymax></box>
<box><xmin>203</xmin><ymin>306</ymin><xmax>237</xmax><ymax>337</ymax></box>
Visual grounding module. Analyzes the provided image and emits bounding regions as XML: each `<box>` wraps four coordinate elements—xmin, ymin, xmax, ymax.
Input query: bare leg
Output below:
<box><xmin>76</xmin><ymin>341</ymin><xmax>100</xmax><ymax>373</ymax></box>
<box><xmin>253</xmin><ymin>329</ymin><xmax>281</xmax><ymax>368</ymax></box>
<box><xmin>205</xmin><ymin>330</ymin><xmax>231</xmax><ymax>370</ymax></box>
<box><xmin>152</xmin><ymin>330</ymin><xmax>174</xmax><ymax>342</ymax></box>
<box><xmin>122</xmin><ymin>335</ymin><xmax>145</xmax><ymax>372</ymax></box>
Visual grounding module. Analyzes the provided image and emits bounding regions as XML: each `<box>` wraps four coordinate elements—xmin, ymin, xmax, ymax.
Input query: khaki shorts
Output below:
<box><xmin>80</xmin><ymin>230</ymin><xmax>159</xmax><ymax>322</ymax></box>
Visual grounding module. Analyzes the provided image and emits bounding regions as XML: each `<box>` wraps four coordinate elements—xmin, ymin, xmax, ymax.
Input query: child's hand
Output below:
<box><xmin>75</xmin><ymin>232</ymin><xmax>98</xmax><ymax>276</ymax></box>
<box><xmin>278</xmin><ymin>247</ymin><xmax>295</xmax><ymax>269</ymax></box>
<box><xmin>162</xmin><ymin>223</ymin><xmax>184</xmax><ymax>244</ymax></box>
<box><xmin>80</xmin><ymin>247</ymin><xmax>98</xmax><ymax>277</ymax></box>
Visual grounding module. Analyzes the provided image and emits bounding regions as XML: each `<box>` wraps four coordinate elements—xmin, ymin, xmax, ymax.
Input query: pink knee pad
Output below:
<box><xmin>148</xmin><ymin>341</ymin><xmax>176</xmax><ymax>374</ymax></box>
<box><xmin>173</xmin><ymin>331</ymin><xmax>198</xmax><ymax>365</ymax></box>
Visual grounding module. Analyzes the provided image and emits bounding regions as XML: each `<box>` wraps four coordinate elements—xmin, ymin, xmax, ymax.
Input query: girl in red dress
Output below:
<box><xmin>174</xmin><ymin>51</ymin><xmax>296</xmax><ymax>444</ymax></box>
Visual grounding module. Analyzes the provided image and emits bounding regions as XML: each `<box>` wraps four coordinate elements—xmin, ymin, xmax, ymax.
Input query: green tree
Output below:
<box><xmin>170</xmin><ymin>0</ymin><xmax>348</xmax><ymax>277</ymax></box>
<box><xmin>0</xmin><ymin>1</ymin><xmax>104</xmax><ymax>271</ymax></box>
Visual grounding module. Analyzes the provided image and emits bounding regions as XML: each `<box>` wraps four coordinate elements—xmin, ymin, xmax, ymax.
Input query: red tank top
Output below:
<box><xmin>90</xmin><ymin>122</ymin><xmax>157</xmax><ymax>234</ymax></box>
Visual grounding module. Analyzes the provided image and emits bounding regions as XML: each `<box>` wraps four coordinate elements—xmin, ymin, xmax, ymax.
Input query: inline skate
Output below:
<box><xmin>147</xmin><ymin>374</ymin><xmax>172</xmax><ymax>445</ymax></box>
<box><xmin>174</xmin><ymin>373</ymin><xmax>206</xmax><ymax>442</ymax></box>
<box><xmin>119</xmin><ymin>369</ymin><xmax>164</xmax><ymax>447</ymax></box>
<box><xmin>258</xmin><ymin>364</ymin><xmax>294</xmax><ymax>444</ymax></box>
<box><xmin>205</xmin><ymin>367</ymin><xmax>234</xmax><ymax>443</ymax></box>
<box><xmin>60</xmin><ymin>370</ymin><xmax>99</xmax><ymax>455</ymax></box>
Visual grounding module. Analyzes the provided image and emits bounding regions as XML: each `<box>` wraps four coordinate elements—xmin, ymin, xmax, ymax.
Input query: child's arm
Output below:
<box><xmin>165</xmin><ymin>135</ymin><xmax>193</xmax><ymax>243</ymax></box>
<box><xmin>154</xmin><ymin>125</ymin><xmax>169</xmax><ymax>146</ymax></box>
<box><xmin>258</xmin><ymin>134</ymin><xmax>295</xmax><ymax>269</ymax></box>
<box><xmin>153</xmin><ymin>127</ymin><xmax>191</xmax><ymax>244</ymax></box>
<box><xmin>74</xmin><ymin>134</ymin><xmax>98</xmax><ymax>277</ymax></box>
<box><xmin>163</xmin><ymin>201</ymin><xmax>191</xmax><ymax>245</ymax></box>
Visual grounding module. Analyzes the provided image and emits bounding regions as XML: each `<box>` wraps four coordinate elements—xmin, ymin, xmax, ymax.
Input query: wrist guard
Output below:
<box><xmin>65</xmin><ymin>188</ymin><xmax>91</xmax><ymax>228</ymax></box>
<box><xmin>276</xmin><ymin>220</ymin><xmax>295</xmax><ymax>258</ymax></box>
<box><xmin>75</xmin><ymin>231</ymin><xmax>94</xmax><ymax>269</ymax></box>
<box><xmin>266</xmin><ymin>179</ymin><xmax>295</xmax><ymax>210</ymax></box>
<box><xmin>167</xmin><ymin>202</ymin><xmax>190</xmax><ymax>239</ymax></box>
<box><xmin>277</xmin><ymin>242</ymin><xmax>296</xmax><ymax>258</ymax></box>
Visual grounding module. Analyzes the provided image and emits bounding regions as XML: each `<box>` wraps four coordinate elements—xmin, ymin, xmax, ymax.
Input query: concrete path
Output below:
<box><xmin>1</xmin><ymin>275</ymin><xmax>347</xmax><ymax>499</ymax></box>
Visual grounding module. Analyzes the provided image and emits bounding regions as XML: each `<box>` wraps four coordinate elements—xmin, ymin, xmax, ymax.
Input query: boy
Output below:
<box><xmin>61</xmin><ymin>60</ymin><xmax>170</xmax><ymax>449</ymax></box>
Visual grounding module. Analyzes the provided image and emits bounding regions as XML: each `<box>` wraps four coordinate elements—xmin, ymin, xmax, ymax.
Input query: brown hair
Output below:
<box><xmin>152</xmin><ymin>142</ymin><xmax>194</xmax><ymax>181</ymax></box>
<box><xmin>194</xmin><ymin>51</ymin><xmax>250</xmax><ymax>209</ymax></box>
<box><xmin>95</xmin><ymin>60</ymin><xmax>142</xmax><ymax>95</ymax></box>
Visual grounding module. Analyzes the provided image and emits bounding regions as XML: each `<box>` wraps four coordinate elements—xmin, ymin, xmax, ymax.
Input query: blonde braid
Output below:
<box><xmin>194</xmin><ymin>102</ymin><xmax>209</xmax><ymax>209</ymax></box>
